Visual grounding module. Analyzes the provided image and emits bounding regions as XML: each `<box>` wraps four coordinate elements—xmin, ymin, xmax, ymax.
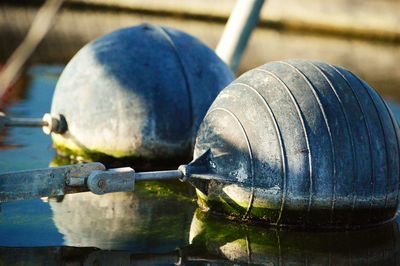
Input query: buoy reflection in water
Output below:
<box><xmin>1</xmin><ymin>209</ymin><xmax>400</xmax><ymax>265</ymax></box>
<box><xmin>187</xmin><ymin>209</ymin><xmax>400</xmax><ymax>265</ymax></box>
<box><xmin>48</xmin><ymin>181</ymin><xmax>196</xmax><ymax>251</ymax></box>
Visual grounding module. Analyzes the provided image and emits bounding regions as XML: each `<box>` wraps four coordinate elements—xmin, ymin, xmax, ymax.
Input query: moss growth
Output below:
<box><xmin>52</xmin><ymin>135</ymin><xmax>132</xmax><ymax>159</ymax></box>
<box><xmin>53</xmin><ymin>141</ymin><xmax>142</xmax><ymax>163</ymax></box>
<box><xmin>194</xmin><ymin>181</ymin><xmax>396</xmax><ymax>229</ymax></box>
<box><xmin>195</xmin><ymin>189</ymin><xmax>247</xmax><ymax>220</ymax></box>
<box><xmin>250</xmin><ymin>206</ymin><xmax>280</xmax><ymax>224</ymax></box>
<box><xmin>192</xmin><ymin>210</ymin><xmax>248</xmax><ymax>242</ymax></box>
<box><xmin>134</xmin><ymin>180</ymin><xmax>196</xmax><ymax>202</ymax></box>
<box><xmin>198</xmin><ymin>191</ymin><xmax>397</xmax><ymax>229</ymax></box>
<box><xmin>52</xmin><ymin>142</ymin><xmax>191</xmax><ymax>171</ymax></box>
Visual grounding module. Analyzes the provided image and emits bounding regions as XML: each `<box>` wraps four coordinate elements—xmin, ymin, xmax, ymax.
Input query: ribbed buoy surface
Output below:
<box><xmin>194</xmin><ymin>60</ymin><xmax>400</xmax><ymax>228</ymax></box>
<box><xmin>51</xmin><ymin>24</ymin><xmax>234</xmax><ymax>161</ymax></box>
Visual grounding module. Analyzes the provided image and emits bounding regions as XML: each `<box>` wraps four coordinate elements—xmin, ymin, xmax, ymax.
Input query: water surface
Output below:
<box><xmin>0</xmin><ymin>66</ymin><xmax>400</xmax><ymax>265</ymax></box>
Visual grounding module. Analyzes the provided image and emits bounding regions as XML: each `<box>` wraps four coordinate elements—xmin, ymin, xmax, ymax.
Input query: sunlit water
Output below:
<box><xmin>1</xmin><ymin>66</ymin><xmax>400</xmax><ymax>265</ymax></box>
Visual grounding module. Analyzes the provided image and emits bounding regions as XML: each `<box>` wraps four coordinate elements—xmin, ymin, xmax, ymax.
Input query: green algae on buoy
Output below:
<box><xmin>50</xmin><ymin>24</ymin><xmax>234</xmax><ymax>162</ymax></box>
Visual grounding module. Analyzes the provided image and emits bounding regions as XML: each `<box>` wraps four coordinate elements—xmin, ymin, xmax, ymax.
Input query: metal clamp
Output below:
<box><xmin>87</xmin><ymin>167</ymin><xmax>136</xmax><ymax>195</ymax></box>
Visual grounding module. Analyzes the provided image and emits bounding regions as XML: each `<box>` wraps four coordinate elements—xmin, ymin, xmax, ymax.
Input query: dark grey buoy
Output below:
<box><xmin>192</xmin><ymin>60</ymin><xmax>400</xmax><ymax>228</ymax></box>
<box><xmin>50</xmin><ymin>24</ymin><xmax>234</xmax><ymax>161</ymax></box>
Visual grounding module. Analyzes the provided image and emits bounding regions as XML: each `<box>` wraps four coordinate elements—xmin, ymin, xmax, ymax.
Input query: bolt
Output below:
<box><xmin>97</xmin><ymin>179</ymin><xmax>106</xmax><ymax>189</ymax></box>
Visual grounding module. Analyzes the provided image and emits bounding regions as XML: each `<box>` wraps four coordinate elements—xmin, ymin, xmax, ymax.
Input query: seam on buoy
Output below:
<box><xmin>256</xmin><ymin>67</ymin><xmax>312</xmax><ymax>225</ymax></box>
<box><xmin>207</xmin><ymin>107</ymin><xmax>255</xmax><ymax>220</ymax></box>
<box><xmin>151</xmin><ymin>25</ymin><xmax>195</xmax><ymax>147</ymax></box>
<box><xmin>351</xmin><ymin>74</ymin><xmax>392</xmax><ymax>211</ymax></box>
<box><xmin>282</xmin><ymin>61</ymin><xmax>337</xmax><ymax>225</ymax></box>
<box><xmin>308</xmin><ymin>62</ymin><xmax>357</xmax><ymax>223</ymax></box>
<box><xmin>330</xmin><ymin>65</ymin><xmax>376</xmax><ymax>224</ymax></box>
<box><xmin>232</xmin><ymin>81</ymin><xmax>287</xmax><ymax>225</ymax></box>
<box><xmin>380</xmin><ymin>98</ymin><xmax>400</xmax><ymax>213</ymax></box>
<box><xmin>317</xmin><ymin>64</ymin><xmax>361</xmax><ymax>226</ymax></box>
<box><xmin>315</xmin><ymin>64</ymin><xmax>358</xmax><ymax>226</ymax></box>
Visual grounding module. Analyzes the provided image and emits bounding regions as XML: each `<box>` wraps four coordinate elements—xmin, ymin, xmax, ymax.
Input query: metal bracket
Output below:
<box><xmin>0</xmin><ymin>162</ymin><xmax>106</xmax><ymax>202</ymax></box>
<box><xmin>87</xmin><ymin>167</ymin><xmax>136</xmax><ymax>195</ymax></box>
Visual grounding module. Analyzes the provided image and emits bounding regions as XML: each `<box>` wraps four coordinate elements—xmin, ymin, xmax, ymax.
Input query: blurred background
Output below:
<box><xmin>1</xmin><ymin>0</ymin><xmax>399</xmax><ymax>100</ymax></box>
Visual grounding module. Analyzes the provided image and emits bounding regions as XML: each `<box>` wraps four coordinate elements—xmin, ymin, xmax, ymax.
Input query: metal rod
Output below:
<box><xmin>87</xmin><ymin>168</ymin><xmax>183</xmax><ymax>195</ymax></box>
<box><xmin>4</xmin><ymin>117</ymin><xmax>47</xmax><ymax>128</ymax></box>
<box><xmin>216</xmin><ymin>0</ymin><xmax>265</xmax><ymax>73</ymax></box>
<box><xmin>0</xmin><ymin>163</ymin><xmax>106</xmax><ymax>203</ymax></box>
<box><xmin>135</xmin><ymin>170</ymin><xmax>183</xmax><ymax>182</ymax></box>
<box><xmin>0</xmin><ymin>163</ymin><xmax>183</xmax><ymax>202</ymax></box>
<box><xmin>0</xmin><ymin>112</ymin><xmax>67</xmax><ymax>134</ymax></box>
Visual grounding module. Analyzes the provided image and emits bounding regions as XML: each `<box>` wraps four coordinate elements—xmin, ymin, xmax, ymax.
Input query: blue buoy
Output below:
<box><xmin>50</xmin><ymin>24</ymin><xmax>234</xmax><ymax>162</ymax></box>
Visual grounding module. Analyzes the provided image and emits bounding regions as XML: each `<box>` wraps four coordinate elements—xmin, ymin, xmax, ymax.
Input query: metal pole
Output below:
<box><xmin>216</xmin><ymin>0</ymin><xmax>265</xmax><ymax>73</ymax></box>
<box><xmin>0</xmin><ymin>163</ymin><xmax>105</xmax><ymax>203</ymax></box>
<box><xmin>135</xmin><ymin>170</ymin><xmax>183</xmax><ymax>182</ymax></box>
<box><xmin>0</xmin><ymin>112</ymin><xmax>67</xmax><ymax>134</ymax></box>
<box><xmin>87</xmin><ymin>168</ymin><xmax>182</xmax><ymax>195</ymax></box>
<box><xmin>3</xmin><ymin>116</ymin><xmax>47</xmax><ymax>128</ymax></box>
<box><xmin>0</xmin><ymin>163</ymin><xmax>183</xmax><ymax>202</ymax></box>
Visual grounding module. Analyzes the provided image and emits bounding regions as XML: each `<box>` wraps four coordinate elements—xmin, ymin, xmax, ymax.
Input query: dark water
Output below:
<box><xmin>1</xmin><ymin>66</ymin><xmax>400</xmax><ymax>265</ymax></box>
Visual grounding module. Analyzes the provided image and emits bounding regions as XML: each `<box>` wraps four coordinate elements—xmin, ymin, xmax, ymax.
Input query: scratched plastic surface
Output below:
<box><xmin>193</xmin><ymin>61</ymin><xmax>400</xmax><ymax>229</ymax></box>
<box><xmin>1</xmin><ymin>65</ymin><xmax>400</xmax><ymax>265</ymax></box>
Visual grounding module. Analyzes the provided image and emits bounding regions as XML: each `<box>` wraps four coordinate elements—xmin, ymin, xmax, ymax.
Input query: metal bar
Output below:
<box><xmin>0</xmin><ymin>112</ymin><xmax>45</xmax><ymax>129</ymax></box>
<box><xmin>135</xmin><ymin>170</ymin><xmax>182</xmax><ymax>182</ymax></box>
<box><xmin>0</xmin><ymin>112</ymin><xmax>67</xmax><ymax>135</ymax></box>
<box><xmin>216</xmin><ymin>0</ymin><xmax>265</xmax><ymax>73</ymax></box>
<box><xmin>4</xmin><ymin>117</ymin><xmax>47</xmax><ymax>128</ymax></box>
<box><xmin>0</xmin><ymin>162</ymin><xmax>182</xmax><ymax>202</ymax></box>
<box><xmin>87</xmin><ymin>168</ymin><xmax>182</xmax><ymax>195</ymax></box>
<box><xmin>87</xmin><ymin>167</ymin><xmax>136</xmax><ymax>195</ymax></box>
<box><xmin>0</xmin><ymin>163</ymin><xmax>105</xmax><ymax>202</ymax></box>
